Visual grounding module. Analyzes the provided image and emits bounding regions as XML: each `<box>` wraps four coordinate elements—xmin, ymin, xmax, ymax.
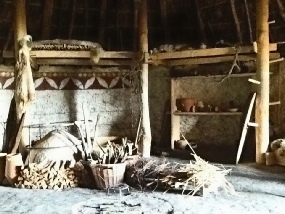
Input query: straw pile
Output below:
<box><xmin>125</xmin><ymin>138</ymin><xmax>235</xmax><ymax>196</ymax></box>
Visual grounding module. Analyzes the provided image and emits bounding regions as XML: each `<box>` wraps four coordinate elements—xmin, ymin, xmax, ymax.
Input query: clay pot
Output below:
<box><xmin>0</xmin><ymin>153</ymin><xmax>7</xmax><ymax>184</ymax></box>
<box><xmin>176</xmin><ymin>98</ymin><xmax>196</xmax><ymax>112</ymax></box>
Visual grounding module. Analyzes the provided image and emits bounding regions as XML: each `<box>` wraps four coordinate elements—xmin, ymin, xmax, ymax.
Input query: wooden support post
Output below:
<box><xmin>255</xmin><ymin>0</ymin><xmax>270</xmax><ymax>164</ymax></box>
<box><xmin>14</xmin><ymin>0</ymin><xmax>35</xmax><ymax>156</ymax></box>
<box><xmin>138</xmin><ymin>0</ymin><xmax>151</xmax><ymax>157</ymax></box>
<box><xmin>14</xmin><ymin>0</ymin><xmax>27</xmax><ymax>53</ymax></box>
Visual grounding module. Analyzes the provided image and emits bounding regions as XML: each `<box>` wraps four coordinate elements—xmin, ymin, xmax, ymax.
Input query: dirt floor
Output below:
<box><xmin>0</xmin><ymin>159</ymin><xmax>285</xmax><ymax>214</ymax></box>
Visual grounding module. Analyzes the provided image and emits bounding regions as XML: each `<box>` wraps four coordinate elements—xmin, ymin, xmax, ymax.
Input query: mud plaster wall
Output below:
<box><xmin>178</xmin><ymin>77</ymin><xmax>254</xmax><ymax>147</ymax></box>
<box><xmin>0</xmin><ymin>64</ymin><xmax>282</xmax><ymax>152</ymax></box>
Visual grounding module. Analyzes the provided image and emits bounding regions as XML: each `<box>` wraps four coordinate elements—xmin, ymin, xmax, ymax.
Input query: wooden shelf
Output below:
<box><xmin>173</xmin><ymin>112</ymin><xmax>243</xmax><ymax>116</ymax></box>
<box><xmin>171</xmin><ymin>73</ymin><xmax>257</xmax><ymax>79</ymax></box>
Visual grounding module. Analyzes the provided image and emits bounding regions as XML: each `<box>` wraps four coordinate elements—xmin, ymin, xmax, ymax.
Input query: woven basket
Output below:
<box><xmin>0</xmin><ymin>153</ymin><xmax>7</xmax><ymax>184</ymax></box>
<box><xmin>90</xmin><ymin>162</ymin><xmax>126</xmax><ymax>189</ymax></box>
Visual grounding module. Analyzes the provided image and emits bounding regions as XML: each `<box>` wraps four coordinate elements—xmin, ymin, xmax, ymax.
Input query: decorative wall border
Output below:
<box><xmin>0</xmin><ymin>70</ymin><xmax>133</xmax><ymax>90</ymax></box>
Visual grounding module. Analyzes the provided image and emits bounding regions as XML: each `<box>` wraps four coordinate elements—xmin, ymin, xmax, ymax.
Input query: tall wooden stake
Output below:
<box><xmin>256</xmin><ymin>0</ymin><xmax>270</xmax><ymax>164</ymax></box>
<box><xmin>138</xmin><ymin>0</ymin><xmax>151</xmax><ymax>157</ymax></box>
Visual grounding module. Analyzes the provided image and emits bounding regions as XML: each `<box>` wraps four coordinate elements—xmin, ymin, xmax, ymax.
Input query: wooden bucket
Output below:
<box><xmin>0</xmin><ymin>153</ymin><xmax>7</xmax><ymax>184</ymax></box>
<box><xmin>5</xmin><ymin>153</ymin><xmax>23</xmax><ymax>186</ymax></box>
<box><xmin>90</xmin><ymin>162</ymin><xmax>126</xmax><ymax>189</ymax></box>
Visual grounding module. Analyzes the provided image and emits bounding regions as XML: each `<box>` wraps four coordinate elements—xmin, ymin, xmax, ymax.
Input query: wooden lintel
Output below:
<box><xmin>3</xmin><ymin>50</ymin><xmax>136</xmax><ymax>59</ymax></box>
<box><xmin>154</xmin><ymin>53</ymin><xmax>280</xmax><ymax>66</ymax></box>
<box><xmin>150</xmin><ymin>44</ymin><xmax>277</xmax><ymax>60</ymax></box>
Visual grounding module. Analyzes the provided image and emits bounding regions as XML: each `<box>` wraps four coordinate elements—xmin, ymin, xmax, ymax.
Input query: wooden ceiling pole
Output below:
<box><xmin>138</xmin><ymin>0</ymin><xmax>151</xmax><ymax>158</ymax></box>
<box><xmin>194</xmin><ymin>0</ymin><xmax>207</xmax><ymax>43</ymax></box>
<box><xmin>255</xmin><ymin>0</ymin><xmax>270</xmax><ymax>164</ymax></box>
<box><xmin>41</xmin><ymin>0</ymin><xmax>54</xmax><ymax>39</ymax></box>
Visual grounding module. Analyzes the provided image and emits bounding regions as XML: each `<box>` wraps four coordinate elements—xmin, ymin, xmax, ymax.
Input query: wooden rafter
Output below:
<box><xmin>276</xmin><ymin>0</ymin><xmax>285</xmax><ymax>22</ymax></box>
<box><xmin>229</xmin><ymin>0</ymin><xmax>242</xmax><ymax>43</ymax></box>
<box><xmin>41</xmin><ymin>0</ymin><xmax>54</xmax><ymax>39</ymax></box>
<box><xmin>244</xmin><ymin>0</ymin><xmax>253</xmax><ymax>43</ymax></box>
<box><xmin>84</xmin><ymin>0</ymin><xmax>88</xmax><ymax>39</ymax></box>
<box><xmin>160</xmin><ymin>0</ymin><xmax>170</xmax><ymax>43</ymax></box>
<box><xmin>133</xmin><ymin>0</ymin><xmax>139</xmax><ymax>51</ymax></box>
<box><xmin>68</xmin><ymin>0</ymin><xmax>76</xmax><ymax>39</ymax></box>
<box><xmin>194</xmin><ymin>0</ymin><xmax>207</xmax><ymax>43</ymax></box>
<box><xmin>98</xmin><ymin>0</ymin><xmax>107</xmax><ymax>45</ymax></box>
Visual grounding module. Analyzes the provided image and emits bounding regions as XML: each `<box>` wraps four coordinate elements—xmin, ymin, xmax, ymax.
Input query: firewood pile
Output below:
<box><xmin>14</xmin><ymin>161</ymin><xmax>80</xmax><ymax>190</ymax></box>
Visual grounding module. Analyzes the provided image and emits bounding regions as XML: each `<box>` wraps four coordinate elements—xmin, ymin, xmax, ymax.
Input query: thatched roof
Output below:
<box><xmin>1</xmin><ymin>0</ymin><xmax>285</xmax><ymax>56</ymax></box>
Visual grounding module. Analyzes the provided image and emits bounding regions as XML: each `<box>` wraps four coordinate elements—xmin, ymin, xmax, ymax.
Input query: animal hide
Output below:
<box><xmin>14</xmin><ymin>35</ymin><xmax>36</xmax><ymax>121</ymax></box>
<box><xmin>27</xmin><ymin>130</ymin><xmax>83</xmax><ymax>167</ymax></box>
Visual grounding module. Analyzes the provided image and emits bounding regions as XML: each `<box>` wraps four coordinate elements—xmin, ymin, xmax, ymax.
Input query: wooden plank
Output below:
<box><xmin>156</xmin><ymin>53</ymin><xmax>280</xmax><ymax>66</ymax></box>
<box><xmin>150</xmin><ymin>43</ymin><xmax>277</xmax><ymax>60</ymax></box>
<box><xmin>236</xmin><ymin>93</ymin><xmax>256</xmax><ymax>164</ymax></box>
<box><xmin>41</xmin><ymin>0</ymin><xmax>54</xmax><ymax>39</ymax></box>
<box><xmin>173</xmin><ymin>112</ymin><xmax>242</xmax><ymax>116</ymax></box>
<box><xmin>3</xmin><ymin>50</ymin><xmax>136</xmax><ymax>59</ymax></box>
<box><xmin>33</xmin><ymin>58</ymin><xmax>132</xmax><ymax>66</ymax></box>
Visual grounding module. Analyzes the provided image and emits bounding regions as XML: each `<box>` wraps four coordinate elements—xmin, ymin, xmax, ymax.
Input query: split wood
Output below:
<box><xmin>15</xmin><ymin>161</ymin><xmax>80</xmax><ymax>190</ymax></box>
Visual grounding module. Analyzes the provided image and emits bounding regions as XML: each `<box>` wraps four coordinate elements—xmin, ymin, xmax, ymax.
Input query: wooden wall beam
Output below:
<box><xmin>255</xmin><ymin>0</ymin><xmax>270</xmax><ymax>164</ymax></box>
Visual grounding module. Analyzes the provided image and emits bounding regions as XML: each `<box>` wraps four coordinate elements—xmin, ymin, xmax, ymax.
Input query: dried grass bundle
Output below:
<box><xmin>125</xmin><ymin>136</ymin><xmax>236</xmax><ymax>196</ymax></box>
<box><xmin>177</xmin><ymin>154</ymin><xmax>236</xmax><ymax>195</ymax></box>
